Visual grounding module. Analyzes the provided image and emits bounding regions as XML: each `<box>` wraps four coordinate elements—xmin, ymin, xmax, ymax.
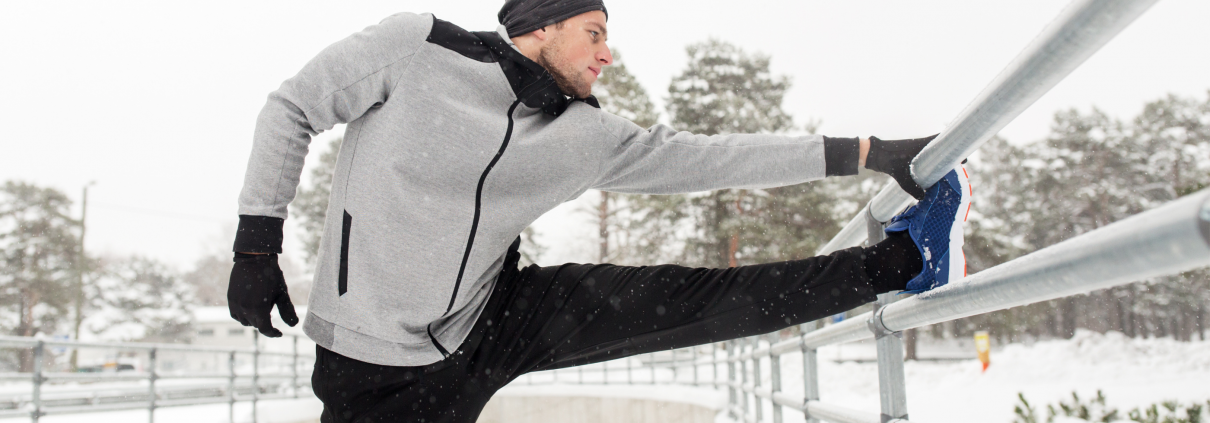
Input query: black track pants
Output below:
<box><xmin>312</xmin><ymin>240</ymin><xmax>877</xmax><ymax>423</ymax></box>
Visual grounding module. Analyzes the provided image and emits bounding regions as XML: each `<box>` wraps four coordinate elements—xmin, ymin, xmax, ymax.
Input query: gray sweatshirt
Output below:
<box><xmin>235</xmin><ymin>12</ymin><xmax>859</xmax><ymax>366</ymax></box>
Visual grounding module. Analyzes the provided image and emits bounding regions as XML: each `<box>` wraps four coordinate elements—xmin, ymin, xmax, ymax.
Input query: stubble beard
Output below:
<box><xmin>536</xmin><ymin>35</ymin><xmax>592</xmax><ymax>99</ymax></box>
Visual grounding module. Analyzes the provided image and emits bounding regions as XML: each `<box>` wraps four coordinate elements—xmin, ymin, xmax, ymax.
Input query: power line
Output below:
<box><xmin>90</xmin><ymin>202</ymin><xmax>231</xmax><ymax>224</ymax></box>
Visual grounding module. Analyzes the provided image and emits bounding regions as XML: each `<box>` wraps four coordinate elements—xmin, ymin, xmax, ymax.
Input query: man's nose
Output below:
<box><xmin>598</xmin><ymin>46</ymin><xmax>613</xmax><ymax>66</ymax></box>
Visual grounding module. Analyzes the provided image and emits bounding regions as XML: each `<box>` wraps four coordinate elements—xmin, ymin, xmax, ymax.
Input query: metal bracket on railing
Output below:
<box><xmin>867</xmin><ymin>306</ymin><xmax>898</xmax><ymax>341</ymax></box>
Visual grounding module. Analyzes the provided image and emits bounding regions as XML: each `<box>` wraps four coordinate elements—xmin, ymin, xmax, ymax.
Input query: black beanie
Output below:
<box><xmin>498</xmin><ymin>0</ymin><xmax>608</xmax><ymax>38</ymax></box>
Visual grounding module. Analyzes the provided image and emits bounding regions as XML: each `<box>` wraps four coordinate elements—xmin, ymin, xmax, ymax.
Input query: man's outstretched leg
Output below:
<box><xmin>490</xmin><ymin>239</ymin><xmax>922</xmax><ymax>375</ymax></box>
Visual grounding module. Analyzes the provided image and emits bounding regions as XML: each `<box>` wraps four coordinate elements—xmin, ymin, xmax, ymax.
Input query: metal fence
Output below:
<box><xmin>515</xmin><ymin>0</ymin><xmax>1210</xmax><ymax>422</ymax></box>
<box><xmin>0</xmin><ymin>333</ymin><xmax>313</xmax><ymax>423</ymax></box>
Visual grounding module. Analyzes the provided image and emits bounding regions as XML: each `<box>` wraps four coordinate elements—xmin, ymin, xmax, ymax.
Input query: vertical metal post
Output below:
<box><xmin>692</xmin><ymin>346</ymin><xmax>699</xmax><ymax>386</ymax></box>
<box><xmin>867</xmin><ymin>209</ymin><xmax>909</xmax><ymax>422</ymax></box>
<box><xmin>32</xmin><ymin>341</ymin><xmax>44</xmax><ymax>423</ymax></box>
<box><xmin>228</xmin><ymin>351</ymin><xmax>236</xmax><ymax>423</ymax></box>
<box><xmin>627</xmin><ymin>355</ymin><xmax>632</xmax><ymax>384</ymax></box>
<box><xmin>148</xmin><ymin>348</ymin><xmax>157</xmax><ymax>423</ymax></box>
<box><xmin>751</xmin><ymin>337</ymin><xmax>762</xmax><ymax>422</ymax></box>
<box><xmin>726</xmin><ymin>341</ymin><xmax>737</xmax><ymax>420</ymax></box>
<box><xmin>740</xmin><ymin>338</ymin><xmax>749</xmax><ymax>421</ymax></box>
<box><xmin>671</xmin><ymin>348</ymin><xmax>679</xmax><ymax>384</ymax></box>
<box><xmin>649</xmin><ymin>354</ymin><xmax>656</xmax><ymax>385</ymax></box>
<box><xmin>872</xmin><ymin>292</ymin><xmax>909</xmax><ymax>422</ymax></box>
<box><xmin>770</xmin><ymin>335</ymin><xmax>783</xmax><ymax>423</ymax></box>
<box><xmin>802</xmin><ymin>323</ymin><xmax>820</xmax><ymax>423</ymax></box>
<box><xmin>706</xmin><ymin>343</ymin><xmax>716</xmax><ymax>389</ymax></box>
<box><xmin>252</xmin><ymin>332</ymin><xmax>260</xmax><ymax>423</ymax></box>
<box><xmin>292</xmin><ymin>336</ymin><xmax>299</xmax><ymax>399</ymax></box>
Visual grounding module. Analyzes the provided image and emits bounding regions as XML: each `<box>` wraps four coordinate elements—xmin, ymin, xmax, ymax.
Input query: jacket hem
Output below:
<box><xmin>303</xmin><ymin>311</ymin><xmax>446</xmax><ymax>367</ymax></box>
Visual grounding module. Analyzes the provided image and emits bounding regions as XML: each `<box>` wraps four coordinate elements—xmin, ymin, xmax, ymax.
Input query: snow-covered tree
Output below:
<box><xmin>0</xmin><ymin>181</ymin><xmax>78</xmax><ymax>371</ymax></box>
<box><xmin>86</xmin><ymin>257</ymin><xmax>194</xmax><ymax>343</ymax></box>
<box><xmin>664</xmin><ymin>39</ymin><xmax>839</xmax><ymax>267</ymax></box>
<box><xmin>956</xmin><ymin>93</ymin><xmax>1210</xmax><ymax>342</ymax></box>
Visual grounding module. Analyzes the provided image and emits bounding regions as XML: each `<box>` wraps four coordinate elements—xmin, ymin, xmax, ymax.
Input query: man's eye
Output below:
<box><xmin>590</xmin><ymin>31</ymin><xmax>599</xmax><ymax>39</ymax></box>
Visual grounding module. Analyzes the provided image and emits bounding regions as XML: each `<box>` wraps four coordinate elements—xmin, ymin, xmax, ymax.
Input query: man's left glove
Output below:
<box><xmin>228</xmin><ymin>253</ymin><xmax>299</xmax><ymax>338</ymax></box>
<box><xmin>865</xmin><ymin>134</ymin><xmax>938</xmax><ymax>200</ymax></box>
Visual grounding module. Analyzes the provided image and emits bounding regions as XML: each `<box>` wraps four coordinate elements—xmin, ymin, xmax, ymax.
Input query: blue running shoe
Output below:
<box><xmin>884</xmin><ymin>166</ymin><xmax>971</xmax><ymax>294</ymax></box>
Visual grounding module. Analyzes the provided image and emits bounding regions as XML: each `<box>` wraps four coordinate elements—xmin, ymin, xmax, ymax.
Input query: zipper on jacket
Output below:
<box><xmin>428</xmin><ymin>99</ymin><xmax>523</xmax><ymax>356</ymax></box>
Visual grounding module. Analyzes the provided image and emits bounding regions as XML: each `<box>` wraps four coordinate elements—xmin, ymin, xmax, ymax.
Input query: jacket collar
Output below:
<box><xmin>477</xmin><ymin>27</ymin><xmax>599</xmax><ymax>116</ymax></box>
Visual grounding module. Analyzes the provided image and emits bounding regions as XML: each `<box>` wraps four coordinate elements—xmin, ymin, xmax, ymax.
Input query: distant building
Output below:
<box><xmin>174</xmin><ymin>306</ymin><xmax>313</xmax><ymax>375</ymax></box>
<box><xmin>191</xmin><ymin>306</ymin><xmax>308</xmax><ymax>348</ymax></box>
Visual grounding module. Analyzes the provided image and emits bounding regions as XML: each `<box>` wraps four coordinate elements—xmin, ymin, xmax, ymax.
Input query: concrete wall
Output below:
<box><xmin>477</xmin><ymin>396</ymin><xmax>717</xmax><ymax>423</ymax></box>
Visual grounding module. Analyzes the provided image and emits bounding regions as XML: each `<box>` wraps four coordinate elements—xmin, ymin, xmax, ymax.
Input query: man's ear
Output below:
<box><xmin>531</xmin><ymin>27</ymin><xmax>549</xmax><ymax>41</ymax></box>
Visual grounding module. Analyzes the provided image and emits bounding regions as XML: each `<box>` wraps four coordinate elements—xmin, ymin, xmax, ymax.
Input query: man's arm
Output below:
<box><xmin>590</xmin><ymin>113</ymin><xmax>874</xmax><ymax>194</ymax></box>
<box><xmin>228</xmin><ymin>13</ymin><xmax>432</xmax><ymax>337</ymax></box>
<box><xmin>234</xmin><ymin>12</ymin><xmax>432</xmax><ymax>254</ymax></box>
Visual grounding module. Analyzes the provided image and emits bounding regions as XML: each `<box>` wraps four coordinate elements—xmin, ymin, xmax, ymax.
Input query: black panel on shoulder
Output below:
<box><xmin>426</xmin><ymin>17</ymin><xmax>495</xmax><ymax>63</ymax></box>
<box><xmin>424</xmin><ymin>15</ymin><xmax>601</xmax><ymax>116</ymax></box>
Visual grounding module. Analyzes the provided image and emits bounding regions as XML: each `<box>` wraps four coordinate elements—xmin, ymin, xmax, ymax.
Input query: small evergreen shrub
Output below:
<box><xmin>1012</xmin><ymin>391</ymin><xmax>1208</xmax><ymax>423</ymax></box>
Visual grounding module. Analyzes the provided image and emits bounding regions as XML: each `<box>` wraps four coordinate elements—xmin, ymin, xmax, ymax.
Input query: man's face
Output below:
<box><xmin>536</xmin><ymin>11</ymin><xmax>612</xmax><ymax>99</ymax></box>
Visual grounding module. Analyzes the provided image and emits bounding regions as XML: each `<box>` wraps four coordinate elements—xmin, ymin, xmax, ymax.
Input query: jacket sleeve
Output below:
<box><xmin>589</xmin><ymin>111</ymin><xmax>859</xmax><ymax>195</ymax></box>
<box><xmin>234</xmin><ymin>13</ymin><xmax>432</xmax><ymax>253</ymax></box>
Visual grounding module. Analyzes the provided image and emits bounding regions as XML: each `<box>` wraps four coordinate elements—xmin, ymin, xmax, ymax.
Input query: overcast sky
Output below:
<box><xmin>2</xmin><ymin>0</ymin><xmax>1208</xmax><ymax>272</ymax></box>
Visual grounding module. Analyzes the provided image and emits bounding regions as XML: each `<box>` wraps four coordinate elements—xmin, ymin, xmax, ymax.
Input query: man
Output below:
<box><xmin>227</xmin><ymin>0</ymin><xmax>970</xmax><ymax>421</ymax></box>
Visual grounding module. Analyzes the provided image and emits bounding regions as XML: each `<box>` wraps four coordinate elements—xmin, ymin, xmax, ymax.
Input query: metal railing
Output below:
<box><xmin>0</xmin><ymin>333</ymin><xmax>314</xmax><ymax>423</ymax></box>
<box><xmin>516</xmin><ymin>184</ymin><xmax>1210</xmax><ymax>423</ymax></box>
<box><xmin>516</xmin><ymin>1</ymin><xmax>1210</xmax><ymax>422</ymax></box>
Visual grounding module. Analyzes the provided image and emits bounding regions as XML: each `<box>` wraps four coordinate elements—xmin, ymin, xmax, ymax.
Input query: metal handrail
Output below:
<box><xmin>819</xmin><ymin>0</ymin><xmax>1161</xmax><ymax>256</ymax></box>
<box><xmin>797</xmin><ymin>189</ymin><xmax>1210</xmax><ymax>354</ymax></box>
<box><xmin>879</xmin><ymin>190</ymin><xmax>1210</xmax><ymax>332</ymax></box>
<box><xmin>0</xmin><ymin>336</ymin><xmax>302</xmax><ymax>360</ymax></box>
<box><xmin>0</xmin><ymin>334</ymin><xmax>314</xmax><ymax>423</ymax></box>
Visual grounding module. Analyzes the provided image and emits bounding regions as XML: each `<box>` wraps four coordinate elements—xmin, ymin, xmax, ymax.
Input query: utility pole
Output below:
<box><xmin>70</xmin><ymin>181</ymin><xmax>94</xmax><ymax>371</ymax></box>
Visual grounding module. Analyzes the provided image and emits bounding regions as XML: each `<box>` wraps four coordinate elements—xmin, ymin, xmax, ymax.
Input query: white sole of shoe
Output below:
<box><xmin>947</xmin><ymin>166</ymin><xmax>972</xmax><ymax>283</ymax></box>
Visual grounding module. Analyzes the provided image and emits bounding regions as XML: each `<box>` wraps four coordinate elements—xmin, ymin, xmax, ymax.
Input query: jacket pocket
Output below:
<box><xmin>339</xmin><ymin>210</ymin><xmax>352</xmax><ymax>296</ymax></box>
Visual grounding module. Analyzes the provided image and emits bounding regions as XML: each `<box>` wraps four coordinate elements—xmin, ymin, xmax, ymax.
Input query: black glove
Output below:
<box><xmin>228</xmin><ymin>253</ymin><xmax>299</xmax><ymax>337</ymax></box>
<box><xmin>865</xmin><ymin>134</ymin><xmax>937</xmax><ymax>200</ymax></box>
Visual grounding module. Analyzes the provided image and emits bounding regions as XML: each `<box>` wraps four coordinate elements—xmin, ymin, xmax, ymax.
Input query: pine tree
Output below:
<box><xmin>664</xmin><ymin>40</ymin><xmax>843</xmax><ymax>267</ymax></box>
<box><xmin>0</xmin><ymin>181</ymin><xmax>79</xmax><ymax>371</ymax></box>
<box><xmin>591</xmin><ymin>49</ymin><xmax>663</xmax><ymax>264</ymax></box>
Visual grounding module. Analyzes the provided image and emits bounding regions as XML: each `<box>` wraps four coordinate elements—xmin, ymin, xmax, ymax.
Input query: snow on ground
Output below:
<box><xmin>750</xmin><ymin>329</ymin><xmax>1210</xmax><ymax>422</ymax></box>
